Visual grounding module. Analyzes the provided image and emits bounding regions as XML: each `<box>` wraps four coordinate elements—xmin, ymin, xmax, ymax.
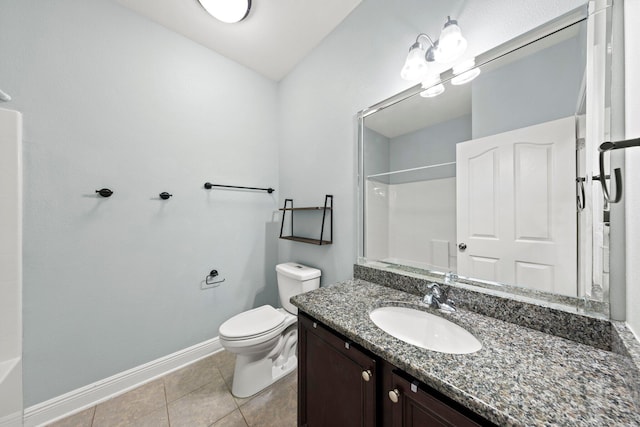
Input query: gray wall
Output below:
<box><xmin>0</xmin><ymin>0</ymin><xmax>279</xmax><ymax>406</ymax></box>
<box><xmin>277</xmin><ymin>0</ymin><xmax>586</xmax><ymax>285</ymax></box>
<box><xmin>472</xmin><ymin>33</ymin><xmax>586</xmax><ymax>138</ymax></box>
<box><xmin>389</xmin><ymin>115</ymin><xmax>471</xmax><ymax>184</ymax></box>
<box><xmin>363</xmin><ymin>127</ymin><xmax>390</xmax><ymax>178</ymax></box>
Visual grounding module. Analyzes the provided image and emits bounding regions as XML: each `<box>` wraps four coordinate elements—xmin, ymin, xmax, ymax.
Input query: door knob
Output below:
<box><xmin>361</xmin><ymin>370</ymin><xmax>372</xmax><ymax>382</ymax></box>
<box><xmin>458</xmin><ymin>243</ymin><xmax>467</xmax><ymax>251</ymax></box>
<box><xmin>388</xmin><ymin>389</ymin><xmax>400</xmax><ymax>403</ymax></box>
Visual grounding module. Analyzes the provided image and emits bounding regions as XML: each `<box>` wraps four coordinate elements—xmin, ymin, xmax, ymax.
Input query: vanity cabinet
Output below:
<box><xmin>298</xmin><ymin>313</ymin><xmax>377</xmax><ymax>427</ymax></box>
<box><xmin>298</xmin><ymin>313</ymin><xmax>494</xmax><ymax>427</ymax></box>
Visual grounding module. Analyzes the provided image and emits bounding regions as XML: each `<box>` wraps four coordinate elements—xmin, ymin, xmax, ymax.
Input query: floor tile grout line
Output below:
<box><xmin>210</xmin><ymin>406</ymin><xmax>240</xmax><ymax>427</ymax></box>
<box><xmin>238</xmin><ymin>405</ymin><xmax>251</xmax><ymax>427</ymax></box>
<box><xmin>217</xmin><ymin>366</ymin><xmax>233</xmax><ymax>398</ymax></box>
<box><xmin>162</xmin><ymin>379</ymin><xmax>172</xmax><ymax>427</ymax></box>
<box><xmin>164</xmin><ymin>356</ymin><xmax>219</xmax><ymax>404</ymax></box>
<box><xmin>92</xmin><ymin>379</ymin><xmax>168</xmax><ymax>426</ymax></box>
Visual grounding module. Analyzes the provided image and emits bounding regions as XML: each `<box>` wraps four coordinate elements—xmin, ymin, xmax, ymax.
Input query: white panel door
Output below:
<box><xmin>457</xmin><ymin>116</ymin><xmax>577</xmax><ymax>296</ymax></box>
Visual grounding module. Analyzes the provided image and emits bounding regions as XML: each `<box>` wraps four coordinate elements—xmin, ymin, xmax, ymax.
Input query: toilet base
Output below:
<box><xmin>230</xmin><ymin>327</ymin><xmax>298</xmax><ymax>398</ymax></box>
<box><xmin>231</xmin><ymin>353</ymin><xmax>297</xmax><ymax>399</ymax></box>
<box><xmin>271</xmin><ymin>354</ymin><xmax>297</xmax><ymax>383</ymax></box>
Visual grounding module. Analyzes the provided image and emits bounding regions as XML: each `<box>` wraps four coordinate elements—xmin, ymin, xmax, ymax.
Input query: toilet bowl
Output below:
<box><xmin>218</xmin><ymin>262</ymin><xmax>321</xmax><ymax>398</ymax></box>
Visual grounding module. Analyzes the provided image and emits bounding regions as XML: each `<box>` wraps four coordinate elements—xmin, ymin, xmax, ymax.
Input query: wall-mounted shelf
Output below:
<box><xmin>279</xmin><ymin>195</ymin><xmax>333</xmax><ymax>245</ymax></box>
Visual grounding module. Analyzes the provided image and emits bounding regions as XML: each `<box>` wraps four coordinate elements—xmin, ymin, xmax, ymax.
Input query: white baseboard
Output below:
<box><xmin>24</xmin><ymin>337</ymin><xmax>222</xmax><ymax>427</ymax></box>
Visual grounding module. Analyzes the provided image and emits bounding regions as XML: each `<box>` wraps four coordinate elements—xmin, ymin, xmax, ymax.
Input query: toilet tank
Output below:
<box><xmin>276</xmin><ymin>262</ymin><xmax>321</xmax><ymax>314</ymax></box>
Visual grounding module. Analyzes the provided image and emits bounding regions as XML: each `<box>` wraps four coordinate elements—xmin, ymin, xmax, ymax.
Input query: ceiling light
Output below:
<box><xmin>420</xmin><ymin>75</ymin><xmax>445</xmax><ymax>98</ymax></box>
<box><xmin>401</xmin><ymin>16</ymin><xmax>467</xmax><ymax>81</ymax></box>
<box><xmin>451</xmin><ymin>59</ymin><xmax>481</xmax><ymax>85</ymax></box>
<box><xmin>197</xmin><ymin>0</ymin><xmax>251</xmax><ymax>24</ymax></box>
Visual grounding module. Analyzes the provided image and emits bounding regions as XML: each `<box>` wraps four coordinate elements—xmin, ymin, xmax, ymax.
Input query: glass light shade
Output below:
<box><xmin>451</xmin><ymin>60</ymin><xmax>480</xmax><ymax>85</ymax></box>
<box><xmin>400</xmin><ymin>43</ymin><xmax>429</xmax><ymax>81</ymax></box>
<box><xmin>420</xmin><ymin>75</ymin><xmax>445</xmax><ymax>97</ymax></box>
<box><xmin>420</xmin><ymin>83</ymin><xmax>445</xmax><ymax>98</ymax></box>
<box><xmin>451</xmin><ymin>68</ymin><xmax>480</xmax><ymax>85</ymax></box>
<box><xmin>434</xmin><ymin>20</ymin><xmax>467</xmax><ymax>63</ymax></box>
<box><xmin>198</xmin><ymin>0</ymin><xmax>251</xmax><ymax>23</ymax></box>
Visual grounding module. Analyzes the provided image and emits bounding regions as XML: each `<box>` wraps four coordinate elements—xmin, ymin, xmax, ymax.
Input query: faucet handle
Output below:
<box><xmin>423</xmin><ymin>293</ymin><xmax>434</xmax><ymax>305</ymax></box>
<box><xmin>427</xmin><ymin>282</ymin><xmax>442</xmax><ymax>298</ymax></box>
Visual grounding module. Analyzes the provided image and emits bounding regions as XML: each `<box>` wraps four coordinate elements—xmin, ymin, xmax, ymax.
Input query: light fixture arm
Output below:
<box><xmin>414</xmin><ymin>33</ymin><xmax>438</xmax><ymax>63</ymax></box>
<box><xmin>415</xmin><ymin>33</ymin><xmax>437</xmax><ymax>49</ymax></box>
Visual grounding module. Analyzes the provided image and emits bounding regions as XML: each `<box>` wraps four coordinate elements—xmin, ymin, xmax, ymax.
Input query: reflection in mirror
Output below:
<box><xmin>358</xmin><ymin>7</ymin><xmax>612</xmax><ymax>316</ymax></box>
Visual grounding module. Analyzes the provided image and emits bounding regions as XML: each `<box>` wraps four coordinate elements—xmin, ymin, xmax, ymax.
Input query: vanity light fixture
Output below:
<box><xmin>420</xmin><ymin>75</ymin><xmax>445</xmax><ymax>98</ymax></box>
<box><xmin>401</xmin><ymin>16</ymin><xmax>468</xmax><ymax>81</ymax></box>
<box><xmin>197</xmin><ymin>0</ymin><xmax>251</xmax><ymax>24</ymax></box>
<box><xmin>451</xmin><ymin>59</ymin><xmax>481</xmax><ymax>85</ymax></box>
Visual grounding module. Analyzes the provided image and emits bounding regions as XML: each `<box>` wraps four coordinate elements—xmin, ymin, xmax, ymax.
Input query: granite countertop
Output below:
<box><xmin>291</xmin><ymin>279</ymin><xmax>640</xmax><ymax>427</ymax></box>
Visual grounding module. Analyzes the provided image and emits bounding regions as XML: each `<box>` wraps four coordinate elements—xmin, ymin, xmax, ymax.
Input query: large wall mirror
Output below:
<box><xmin>357</xmin><ymin>5</ymin><xmax>613</xmax><ymax>316</ymax></box>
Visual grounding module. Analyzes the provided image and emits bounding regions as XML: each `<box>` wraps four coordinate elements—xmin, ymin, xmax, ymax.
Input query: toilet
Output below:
<box><xmin>218</xmin><ymin>262</ymin><xmax>321</xmax><ymax>398</ymax></box>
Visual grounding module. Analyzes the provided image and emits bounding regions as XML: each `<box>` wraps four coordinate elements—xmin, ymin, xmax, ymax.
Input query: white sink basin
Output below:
<box><xmin>369</xmin><ymin>306</ymin><xmax>482</xmax><ymax>354</ymax></box>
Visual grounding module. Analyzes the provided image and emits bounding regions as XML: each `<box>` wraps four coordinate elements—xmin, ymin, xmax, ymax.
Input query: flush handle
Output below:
<box><xmin>361</xmin><ymin>370</ymin><xmax>372</xmax><ymax>382</ymax></box>
<box><xmin>458</xmin><ymin>243</ymin><xmax>467</xmax><ymax>251</ymax></box>
<box><xmin>388</xmin><ymin>389</ymin><xmax>400</xmax><ymax>403</ymax></box>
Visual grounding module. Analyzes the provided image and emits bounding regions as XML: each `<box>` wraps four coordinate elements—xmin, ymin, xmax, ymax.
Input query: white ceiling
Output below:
<box><xmin>115</xmin><ymin>0</ymin><xmax>362</xmax><ymax>81</ymax></box>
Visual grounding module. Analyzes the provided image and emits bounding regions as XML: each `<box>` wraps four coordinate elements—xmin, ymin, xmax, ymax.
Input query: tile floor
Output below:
<box><xmin>46</xmin><ymin>351</ymin><xmax>297</xmax><ymax>427</ymax></box>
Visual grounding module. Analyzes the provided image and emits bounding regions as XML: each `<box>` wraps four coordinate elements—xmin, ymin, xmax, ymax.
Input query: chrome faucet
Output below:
<box><xmin>423</xmin><ymin>283</ymin><xmax>456</xmax><ymax>312</ymax></box>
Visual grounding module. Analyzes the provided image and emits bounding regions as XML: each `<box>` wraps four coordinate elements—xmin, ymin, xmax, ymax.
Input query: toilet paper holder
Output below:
<box><xmin>206</xmin><ymin>269</ymin><xmax>225</xmax><ymax>286</ymax></box>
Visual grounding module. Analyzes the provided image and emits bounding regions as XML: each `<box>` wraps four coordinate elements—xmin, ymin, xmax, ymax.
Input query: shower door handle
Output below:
<box><xmin>597</xmin><ymin>137</ymin><xmax>640</xmax><ymax>204</ymax></box>
<box><xmin>576</xmin><ymin>177</ymin><xmax>586</xmax><ymax>211</ymax></box>
<box><xmin>598</xmin><ymin>151</ymin><xmax>623</xmax><ymax>204</ymax></box>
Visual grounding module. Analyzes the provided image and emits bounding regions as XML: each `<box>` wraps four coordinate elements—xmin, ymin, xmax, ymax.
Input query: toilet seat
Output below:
<box><xmin>219</xmin><ymin>305</ymin><xmax>287</xmax><ymax>341</ymax></box>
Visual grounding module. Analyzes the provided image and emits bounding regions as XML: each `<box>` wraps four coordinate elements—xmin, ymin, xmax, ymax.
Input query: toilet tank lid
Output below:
<box><xmin>276</xmin><ymin>262</ymin><xmax>321</xmax><ymax>280</ymax></box>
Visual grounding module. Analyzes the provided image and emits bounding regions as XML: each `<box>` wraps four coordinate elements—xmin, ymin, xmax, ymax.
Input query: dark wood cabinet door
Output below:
<box><xmin>298</xmin><ymin>314</ymin><xmax>376</xmax><ymax>427</ymax></box>
<box><xmin>385</xmin><ymin>367</ymin><xmax>491</xmax><ymax>427</ymax></box>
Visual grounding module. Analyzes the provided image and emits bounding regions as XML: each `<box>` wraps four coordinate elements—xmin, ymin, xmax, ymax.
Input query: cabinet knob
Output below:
<box><xmin>361</xmin><ymin>370</ymin><xmax>372</xmax><ymax>382</ymax></box>
<box><xmin>388</xmin><ymin>389</ymin><xmax>400</xmax><ymax>403</ymax></box>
